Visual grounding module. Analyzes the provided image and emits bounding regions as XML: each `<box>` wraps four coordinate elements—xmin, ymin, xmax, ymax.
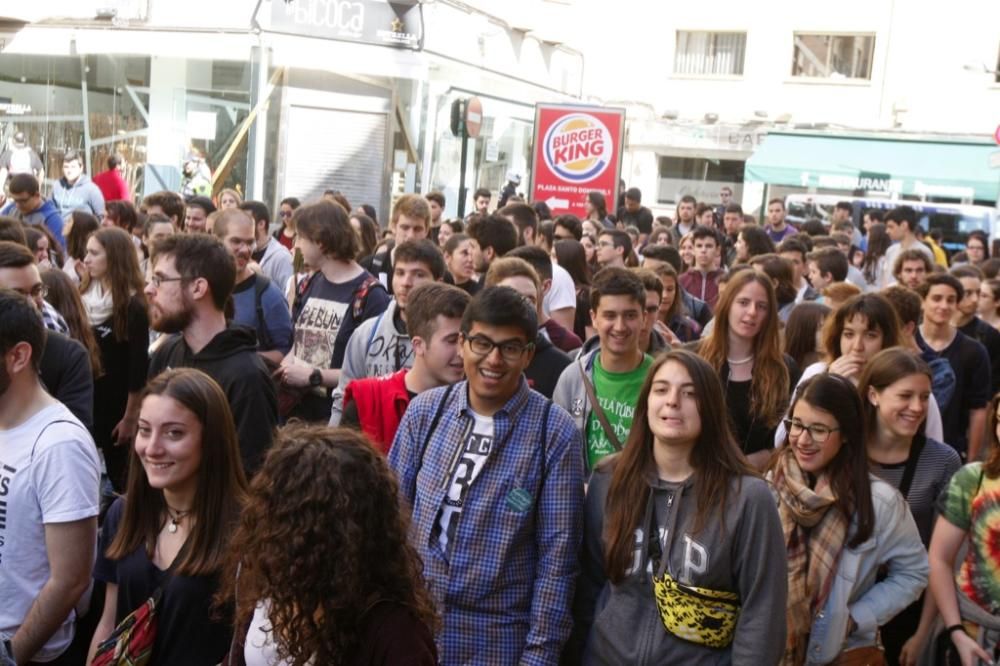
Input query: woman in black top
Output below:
<box><xmin>859</xmin><ymin>348</ymin><xmax>961</xmax><ymax>665</ymax></box>
<box><xmin>696</xmin><ymin>269</ymin><xmax>791</xmax><ymax>470</ymax></box>
<box><xmin>443</xmin><ymin>233</ymin><xmax>482</xmax><ymax>295</ymax></box>
<box><xmin>88</xmin><ymin>369</ymin><xmax>249</xmax><ymax>666</ymax></box>
<box><xmin>81</xmin><ymin>226</ymin><xmax>148</xmax><ymax>491</ymax></box>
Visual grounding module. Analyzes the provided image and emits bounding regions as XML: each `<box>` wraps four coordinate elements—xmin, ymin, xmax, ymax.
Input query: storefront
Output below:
<box><xmin>0</xmin><ymin>0</ymin><xmax>584</xmax><ymax>223</ymax></box>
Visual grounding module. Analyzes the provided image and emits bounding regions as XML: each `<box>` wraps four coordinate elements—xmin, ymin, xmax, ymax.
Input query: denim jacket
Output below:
<box><xmin>805</xmin><ymin>476</ymin><xmax>928</xmax><ymax>665</ymax></box>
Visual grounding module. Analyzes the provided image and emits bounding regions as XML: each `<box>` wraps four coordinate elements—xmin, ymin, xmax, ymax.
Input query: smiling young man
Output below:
<box><xmin>388</xmin><ymin>286</ymin><xmax>584</xmax><ymax>665</ymax></box>
<box><xmin>329</xmin><ymin>239</ymin><xmax>445</xmax><ymax>425</ymax></box>
<box><xmin>183</xmin><ymin>195</ymin><xmax>216</xmax><ymax>234</ymax></box>
<box><xmin>341</xmin><ymin>282</ymin><xmax>468</xmax><ymax>453</ymax></box>
<box><xmin>679</xmin><ymin>225</ymin><xmax>725</xmax><ymax>311</ymax></box>
<box><xmin>360</xmin><ymin>193</ymin><xmax>431</xmax><ymax>294</ymax></box>
<box><xmin>212</xmin><ymin>208</ymin><xmax>292</xmax><ymax>365</ymax></box>
<box><xmin>553</xmin><ymin>267</ymin><xmax>652</xmax><ymax>472</ymax></box>
<box><xmin>915</xmin><ymin>274</ymin><xmax>991</xmax><ymax>460</ymax></box>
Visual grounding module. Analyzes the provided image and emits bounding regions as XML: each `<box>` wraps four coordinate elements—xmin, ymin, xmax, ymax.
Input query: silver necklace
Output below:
<box><xmin>726</xmin><ymin>355</ymin><xmax>754</xmax><ymax>365</ymax></box>
<box><xmin>165</xmin><ymin>506</ymin><xmax>192</xmax><ymax>534</ymax></box>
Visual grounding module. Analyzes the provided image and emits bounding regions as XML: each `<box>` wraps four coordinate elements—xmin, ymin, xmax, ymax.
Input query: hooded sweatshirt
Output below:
<box><xmin>1</xmin><ymin>198</ymin><xmax>66</xmax><ymax>248</ymax></box>
<box><xmin>329</xmin><ymin>299</ymin><xmax>412</xmax><ymax>425</ymax></box>
<box><xmin>148</xmin><ymin>325</ymin><xmax>278</xmax><ymax>474</ymax></box>
<box><xmin>571</xmin><ymin>465</ymin><xmax>787</xmax><ymax>665</ymax></box>
<box><xmin>51</xmin><ymin>173</ymin><xmax>105</xmax><ymax>219</ymax></box>
<box><xmin>525</xmin><ymin>330</ymin><xmax>571</xmax><ymax>398</ymax></box>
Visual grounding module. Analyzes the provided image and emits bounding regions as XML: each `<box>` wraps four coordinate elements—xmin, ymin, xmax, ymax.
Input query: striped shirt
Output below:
<box><xmin>871</xmin><ymin>437</ymin><xmax>962</xmax><ymax>546</ymax></box>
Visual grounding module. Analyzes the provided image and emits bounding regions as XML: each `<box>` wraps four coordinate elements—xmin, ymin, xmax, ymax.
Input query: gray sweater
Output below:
<box><xmin>328</xmin><ymin>299</ymin><xmax>412</xmax><ymax>425</ymax></box>
<box><xmin>572</xmin><ymin>465</ymin><xmax>788</xmax><ymax>665</ymax></box>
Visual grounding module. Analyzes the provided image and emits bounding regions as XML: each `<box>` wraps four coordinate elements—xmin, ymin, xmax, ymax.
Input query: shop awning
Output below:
<box><xmin>745</xmin><ymin>131</ymin><xmax>1000</xmax><ymax>203</ymax></box>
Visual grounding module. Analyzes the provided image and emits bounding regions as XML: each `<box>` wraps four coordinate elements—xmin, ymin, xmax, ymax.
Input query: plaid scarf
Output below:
<box><xmin>772</xmin><ymin>448</ymin><xmax>848</xmax><ymax>665</ymax></box>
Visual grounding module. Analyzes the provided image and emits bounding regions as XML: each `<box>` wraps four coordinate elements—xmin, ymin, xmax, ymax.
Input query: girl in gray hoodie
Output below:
<box><xmin>571</xmin><ymin>349</ymin><xmax>788</xmax><ymax>665</ymax></box>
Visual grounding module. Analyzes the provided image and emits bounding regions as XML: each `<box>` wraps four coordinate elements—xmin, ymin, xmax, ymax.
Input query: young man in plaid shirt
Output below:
<box><xmin>389</xmin><ymin>286</ymin><xmax>585</xmax><ymax>665</ymax></box>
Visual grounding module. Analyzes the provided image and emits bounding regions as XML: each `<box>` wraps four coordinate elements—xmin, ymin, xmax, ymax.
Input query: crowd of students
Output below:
<box><xmin>3</xmin><ymin>176</ymin><xmax>1000</xmax><ymax>666</ymax></box>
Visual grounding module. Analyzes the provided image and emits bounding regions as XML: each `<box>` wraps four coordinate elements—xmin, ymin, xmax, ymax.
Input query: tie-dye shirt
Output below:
<box><xmin>937</xmin><ymin>462</ymin><xmax>1000</xmax><ymax>613</ymax></box>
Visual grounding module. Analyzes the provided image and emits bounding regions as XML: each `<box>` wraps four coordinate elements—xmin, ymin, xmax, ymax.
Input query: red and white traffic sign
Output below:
<box><xmin>994</xmin><ymin>124</ymin><xmax>1000</xmax><ymax>145</ymax></box>
<box><xmin>529</xmin><ymin>104</ymin><xmax>626</xmax><ymax>219</ymax></box>
<box><xmin>465</xmin><ymin>97</ymin><xmax>483</xmax><ymax>139</ymax></box>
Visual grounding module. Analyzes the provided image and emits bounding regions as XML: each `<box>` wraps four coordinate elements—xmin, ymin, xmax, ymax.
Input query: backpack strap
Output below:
<box><xmin>578</xmin><ymin>358</ymin><xmax>622</xmax><ymax>452</ymax></box>
<box><xmin>352</xmin><ymin>274</ymin><xmax>386</xmax><ymax>322</ymax></box>
<box><xmin>292</xmin><ymin>271</ymin><xmax>323</xmax><ymax>323</ymax></box>
<box><xmin>252</xmin><ymin>275</ymin><xmax>274</xmax><ymax>350</ymax></box>
<box><xmin>418</xmin><ymin>384</ymin><xmax>456</xmax><ymax>468</ymax></box>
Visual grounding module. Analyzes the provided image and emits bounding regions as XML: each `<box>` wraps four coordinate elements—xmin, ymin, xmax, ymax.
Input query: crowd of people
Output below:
<box><xmin>2</xmin><ymin>155</ymin><xmax>1000</xmax><ymax>666</ymax></box>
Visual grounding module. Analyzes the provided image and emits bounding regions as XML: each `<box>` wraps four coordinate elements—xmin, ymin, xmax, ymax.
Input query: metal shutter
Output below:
<box><xmin>283</xmin><ymin>105</ymin><xmax>387</xmax><ymax>218</ymax></box>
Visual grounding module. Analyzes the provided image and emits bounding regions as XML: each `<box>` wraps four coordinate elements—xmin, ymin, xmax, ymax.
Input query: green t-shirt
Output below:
<box><xmin>585</xmin><ymin>352</ymin><xmax>653</xmax><ymax>469</ymax></box>
<box><xmin>937</xmin><ymin>461</ymin><xmax>1000</xmax><ymax>613</ymax></box>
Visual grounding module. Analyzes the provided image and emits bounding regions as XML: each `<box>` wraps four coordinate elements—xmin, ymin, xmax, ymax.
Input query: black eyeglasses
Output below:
<box><xmin>148</xmin><ymin>275</ymin><xmax>186</xmax><ymax>288</ymax></box>
<box><xmin>15</xmin><ymin>284</ymin><xmax>47</xmax><ymax>299</ymax></box>
<box><xmin>783</xmin><ymin>419</ymin><xmax>840</xmax><ymax>443</ymax></box>
<box><xmin>464</xmin><ymin>334</ymin><xmax>533</xmax><ymax>362</ymax></box>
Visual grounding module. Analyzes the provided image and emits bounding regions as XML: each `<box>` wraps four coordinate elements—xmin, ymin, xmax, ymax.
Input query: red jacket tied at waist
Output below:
<box><xmin>343</xmin><ymin>369</ymin><xmax>411</xmax><ymax>454</ymax></box>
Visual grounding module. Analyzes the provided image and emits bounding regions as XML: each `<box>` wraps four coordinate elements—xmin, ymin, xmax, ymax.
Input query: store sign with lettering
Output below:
<box><xmin>271</xmin><ymin>0</ymin><xmax>422</xmax><ymax>50</ymax></box>
<box><xmin>529</xmin><ymin>104</ymin><xmax>626</xmax><ymax>218</ymax></box>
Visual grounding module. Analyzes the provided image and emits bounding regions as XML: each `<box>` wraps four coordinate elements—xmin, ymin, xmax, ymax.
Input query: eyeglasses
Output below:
<box><xmin>784</xmin><ymin>419</ymin><xmax>839</xmax><ymax>443</ymax></box>
<box><xmin>464</xmin><ymin>334</ymin><xmax>533</xmax><ymax>362</ymax></box>
<box><xmin>148</xmin><ymin>275</ymin><xmax>186</xmax><ymax>288</ymax></box>
<box><xmin>280</xmin><ymin>210</ymin><xmax>293</xmax><ymax>218</ymax></box>
<box><xmin>15</xmin><ymin>284</ymin><xmax>47</xmax><ymax>299</ymax></box>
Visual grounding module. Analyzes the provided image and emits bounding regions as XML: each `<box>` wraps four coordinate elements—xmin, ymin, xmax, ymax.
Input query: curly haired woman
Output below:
<box><xmin>219</xmin><ymin>424</ymin><xmax>437</xmax><ymax>666</ymax></box>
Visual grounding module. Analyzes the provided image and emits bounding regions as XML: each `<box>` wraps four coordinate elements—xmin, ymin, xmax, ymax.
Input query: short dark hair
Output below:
<box><xmin>405</xmin><ymin>282</ymin><xmax>469</xmax><ymax>341</ymax></box>
<box><xmin>590</xmin><ymin>266</ymin><xmax>645</xmax><ymax>311</ymax></box>
<box><xmin>0</xmin><ymin>218</ymin><xmax>27</xmax><ymax>246</ymax></box>
<box><xmin>0</xmin><ymin>289</ymin><xmax>45</xmax><ymax>372</ymax></box>
<box><xmin>7</xmin><ymin>173</ymin><xmax>39</xmax><ymax>196</ymax></box>
<box><xmin>473</xmin><ymin>187</ymin><xmax>491</xmax><ymax>201</ymax></box>
<box><xmin>777</xmin><ymin>237</ymin><xmax>808</xmax><ymax>262</ymax></box>
<box><xmin>62</xmin><ymin>148</ymin><xmax>82</xmax><ymax>165</ymax></box>
<box><xmin>807</xmin><ymin>247</ymin><xmax>849</xmax><ymax>282</ymax></box>
<box><xmin>394</xmin><ymin>239</ymin><xmax>446</xmax><ymax>280</ymax></box>
<box><xmin>632</xmin><ymin>267</ymin><xmax>662</xmax><ymax>299</ymax></box>
<box><xmin>553</xmin><ymin>214</ymin><xmax>583</xmax><ymax>241</ymax></box>
<box><xmin>152</xmin><ymin>234</ymin><xmax>236</xmax><ymax>311</ymax></box>
<box><xmin>466</xmin><ymin>214</ymin><xmax>518</xmax><ymax>258</ymax></box>
<box><xmin>880</xmin><ymin>285</ymin><xmax>922</xmax><ymax>327</ymax></box>
<box><xmin>892</xmin><ymin>249</ymin><xmax>933</xmax><ymax>278</ymax></box>
<box><xmin>461</xmin><ymin>285</ymin><xmax>537</xmax><ymax>342</ymax></box>
<box><xmin>143</xmin><ymin>190</ymin><xmax>186</xmax><ymax>223</ymax></box>
<box><xmin>280</xmin><ymin>197</ymin><xmax>300</xmax><ymax>209</ymax></box>
<box><xmin>499</xmin><ymin>203</ymin><xmax>538</xmax><ymax>242</ymax></box>
<box><xmin>724</xmin><ymin>203</ymin><xmax>743</xmax><ymax>216</ymax></box>
<box><xmin>186</xmin><ymin>196</ymin><xmax>217</xmax><ymax>220</ymax></box>
<box><xmin>507</xmin><ymin>245</ymin><xmax>553</xmax><ymax>282</ymax></box>
<box><xmin>690</xmin><ymin>225</ymin><xmax>719</xmax><ymax>245</ymax></box>
<box><xmin>767</xmin><ymin>198</ymin><xmax>784</xmax><ymax>209</ymax></box>
<box><xmin>917</xmin><ymin>273</ymin><xmax>963</xmax><ymax>300</ymax></box>
<box><xmin>294</xmin><ymin>200</ymin><xmax>358</xmax><ymax>261</ymax></box>
<box><xmin>600</xmin><ymin>229</ymin><xmax>633</xmax><ymax>258</ymax></box>
<box><xmin>533</xmin><ymin>201</ymin><xmax>553</xmax><ymax>221</ymax></box>
<box><xmin>801</xmin><ymin>218</ymin><xmax>827</xmax><ymax>237</ymax></box>
<box><xmin>238</xmin><ymin>200</ymin><xmax>269</xmax><ymax>226</ymax></box>
<box><xmin>835</xmin><ymin>201</ymin><xmax>854</xmax><ymax>214</ymax></box>
<box><xmin>885</xmin><ymin>206</ymin><xmax>917</xmax><ymax>230</ymax></box>
<box><xmin>425</xmin><ymin>191</ymin><xmax>445</xmax><ymax>208</ymax></box>
<box><xmin>107</xmin><ymin>153</ymin><xmax>122</xmax><ymax>169</ymax></box>
<box><xmin>625</xmin><ymin>187</ymin><xmax>642</xmax><ymax>202</ymax></box>
<box><xmin>105</xmin><ymin>200</ymin><xmax>138</xmax><ymax>231</ymax></box>
<box><xmin>951</xmin><ymin>264</ymin><xmax>985</xmax><ymax>281</ymax></box>
<box><xmin>863</xmin><ymin>208</ymin><xmax>884</xmax><ymax>223</ymax></box>
<box><xmin>641</xmin><ymin>244</ymin><xmax>682</xmax><ymax>272</ymax></box>
<box><xmin>0</xmin><ymin>240</ymin><xmax>35</xmax><ymax>268</ymax></box>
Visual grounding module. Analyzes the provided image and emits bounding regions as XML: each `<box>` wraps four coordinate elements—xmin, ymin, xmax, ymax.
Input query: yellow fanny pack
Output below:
<box><xmin>648</xmin><ymin>492</ymin><xmax>741</xmax><ymax>649</ymax></box>
<box><xmin>652</xmin><ymin>570</ymin><xmax>741</xmax><ymax>648</ymax></box>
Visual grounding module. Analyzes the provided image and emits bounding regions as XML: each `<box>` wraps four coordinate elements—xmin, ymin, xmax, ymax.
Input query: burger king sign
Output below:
<box><xmin>530</xmin><ymin>104</ymin><xmax>625</xmax><ymax>218</ymax></box>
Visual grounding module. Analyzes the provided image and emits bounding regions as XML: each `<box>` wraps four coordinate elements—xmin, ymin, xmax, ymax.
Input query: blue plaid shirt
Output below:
<box><xmin>389</xmin><ymin>379</ymin><xmax>584</xmax><ymax>666</ymax></box>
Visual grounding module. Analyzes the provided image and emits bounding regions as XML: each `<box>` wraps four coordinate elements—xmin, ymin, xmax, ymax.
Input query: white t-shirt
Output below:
<box><xmin>244</xmin><ymin>602</ymin><xmax>314</xmax><ymax>666</ymax></box>
<box><xmin>883</xmin><ymin>241</ymin><xmax>934</xmax><ymax>288</ymax></box>
<box><xmin>543</xmin><ymin>261</ymin><xmax>577</xmax><ymax>316</ymax></box>
<box><xmin>0</xmin><ymin>403</ymin><xmax>100</xmax><ymax>661</ymax></box>
<box><xmin>437</xmin><ymin>410</ymin><xmax>494</xmax><ymax>556</ymax></box>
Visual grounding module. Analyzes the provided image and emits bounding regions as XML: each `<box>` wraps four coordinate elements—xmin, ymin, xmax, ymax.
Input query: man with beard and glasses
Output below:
<box><xmin>213</xmin><ymin>208</ymin><xmax>292</xmax><ymax>366</ymax></box>
<box><xmin>0</xmin><ymin>290</ymin><xmax>100</xmax><ymax>666</ymax></box>
<box><xmin>145</xmin><ymin>233</ymin><xmax>278</xmax><ymax>474</ymax></box>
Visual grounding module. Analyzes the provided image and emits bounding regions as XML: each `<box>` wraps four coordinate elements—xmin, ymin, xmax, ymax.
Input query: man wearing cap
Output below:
<box><xmin>0</xmin><ymin>131</ymin><xmax>44</xmax><ymax>187</ymax></box>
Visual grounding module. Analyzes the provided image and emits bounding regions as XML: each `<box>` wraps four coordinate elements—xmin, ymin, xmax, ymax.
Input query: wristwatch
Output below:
<box><xmin>309</xmin><ymin>368</ymin><xmax>323</xmax><ymax>387</ymax></box>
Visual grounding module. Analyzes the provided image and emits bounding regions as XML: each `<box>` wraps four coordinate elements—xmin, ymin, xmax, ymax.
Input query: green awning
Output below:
<box><xmin>745</xmin><ymin>132</ymin><xmax>1000</xmax><ymax>203</ymax></box>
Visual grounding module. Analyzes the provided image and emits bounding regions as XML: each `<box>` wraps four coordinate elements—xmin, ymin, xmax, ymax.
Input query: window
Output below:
<box><xmin>674</xmin><ymin>31</ymin><xmax>746</xmax><ymax>76</ymax></box>
<box><xmin>792</xmin><ymin>33</ymin><xmax>874</xmax><ymax>80</ymax></box>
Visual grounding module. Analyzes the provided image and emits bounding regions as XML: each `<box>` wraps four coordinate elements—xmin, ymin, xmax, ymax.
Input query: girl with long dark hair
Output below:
<box><xmin>87</xmin><ymin>368</ymin><xmax>250</xmax><ymax>665</ymax></box>
<box><xmin>573</xmin><ymin>350</ymin><xmax>787</xmax><ymax>664</ymax></box>
<box><xmin>219</xmin><ymin>424</ymin><xmax>437</xmax><ymax>665</ymax></box>
<box><xmin>41</xmin><ymin>267</ymin><xmax>103</xmax><ymax>379</ymax></box>
<box><xmin>863</xmin><ymin>222</ymin><xmax>892</xmax><ymax>290</ymax></box>
<box><xmin>769</xmin><ymin>374</ymin><xmax>928</xmax><ymax>665</ymax></box>
<box><xmin>81</xmin><ymin>226</ymin><xmax>148</xmax><ymax>491</ymax></box>
<box><xmin>858</xmin><ymin>349</ymin><xmax>961</xmax><ymax>665</ymax></box>
<box><xmin>586</xmin><ymin>191</ymin><xmax>612</xmax><ymax>228</ymax></box>
<box><xmin>63</xmin><ymin>209</ymin><xmax>100</xmax><ymax>283</ymax></box>
<box><xmin>698</xmin><ymin>270</ymin><xmax>792</xmax><ymax>469</ymax></box>
<box><xmin>553</xmin><ymin>238</ymin><xmax>593</xmax><ymax>341</ymax></box>
<box><xmin>734</xmin><ymin>224</ymin><xmax>776</xmax><ymax>263</ymax></box>
<box><xmin>782</xmin><ymin>302</ymin><xmax>830</xmax><ymax>372</ymax></box>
